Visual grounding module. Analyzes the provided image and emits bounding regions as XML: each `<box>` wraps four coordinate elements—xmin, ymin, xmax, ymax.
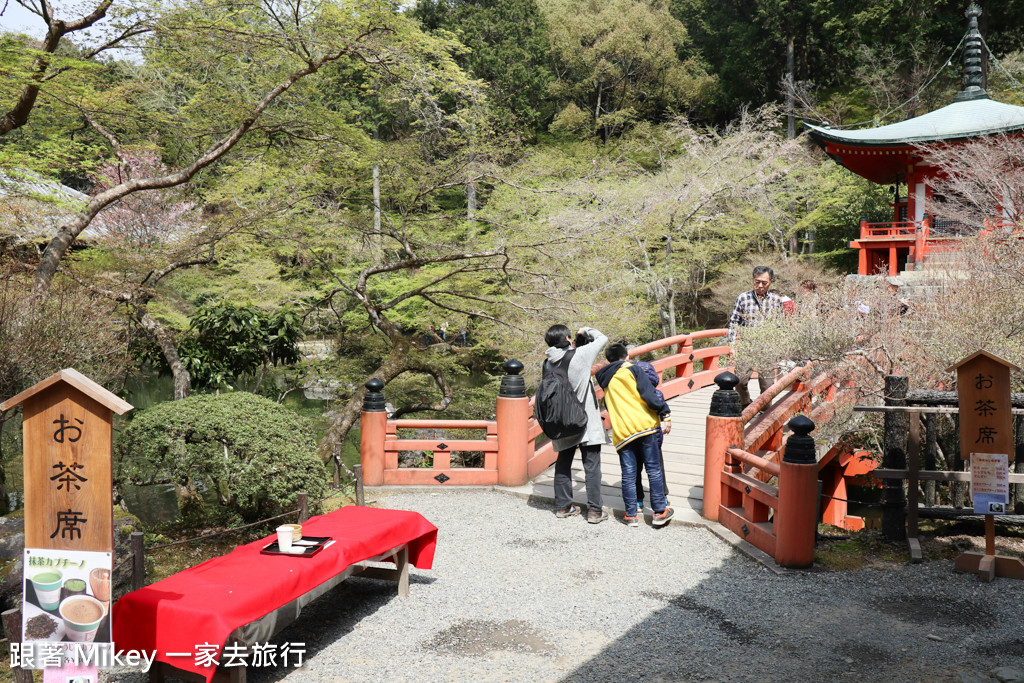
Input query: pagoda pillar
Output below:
<box><xmin>889</xmin><ymin>246</ymin><xmax>897</xmax><ymax>276</ymax></box>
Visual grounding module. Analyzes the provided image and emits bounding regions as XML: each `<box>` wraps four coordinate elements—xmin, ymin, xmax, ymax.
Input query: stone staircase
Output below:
<box><xmin>844</xmin><ymin>250</ymin><xmax>969</xmax><ymax>300</ymax></box>
<box><xmin>895</xmin><ymin>251</ymin><xmax>970</xmax><ymax>298</ymax></box>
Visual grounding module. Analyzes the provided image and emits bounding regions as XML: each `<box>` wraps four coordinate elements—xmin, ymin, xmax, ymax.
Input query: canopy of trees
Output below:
<box><xmin>2</xmin><ymin>0</ymin><xmax>1022</xmax><ymax>506</ymax></box>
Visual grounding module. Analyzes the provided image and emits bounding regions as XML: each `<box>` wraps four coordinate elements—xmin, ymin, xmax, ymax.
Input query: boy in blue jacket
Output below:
<box><xmin>595</xmin><ymin>343</ymin><xmax>674</xmax><ymax>527</ymax></box>
<box><xmin>632</xmin><ymin>358</ymin><xmax>669</xmax><ymax>514</ymax></box>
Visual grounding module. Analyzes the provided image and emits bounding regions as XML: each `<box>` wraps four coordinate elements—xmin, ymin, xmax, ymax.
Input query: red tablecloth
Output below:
<box><xmin>112</xmin><ymin>506</ymin><xmax>437</xmax><ymax>681</ymax></box>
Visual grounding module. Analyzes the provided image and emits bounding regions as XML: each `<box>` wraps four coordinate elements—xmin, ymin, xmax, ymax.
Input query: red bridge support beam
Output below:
<box><xmin>704</xmin><ymin>372</ymin><xmax>744</xmax><ymax>522</ymax></box>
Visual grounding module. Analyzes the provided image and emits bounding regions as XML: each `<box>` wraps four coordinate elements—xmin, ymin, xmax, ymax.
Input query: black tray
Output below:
<box><xmin>261</xmin><ymin>535</ymin><xmax>331</xmax><ymax>557</ymax></box>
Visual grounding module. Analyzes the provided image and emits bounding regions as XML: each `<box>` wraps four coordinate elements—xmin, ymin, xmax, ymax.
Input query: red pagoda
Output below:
<box><xmin>806</xmin><ymin>3</ymin><xmax>1024</xmax><ymax>276</ymax></box>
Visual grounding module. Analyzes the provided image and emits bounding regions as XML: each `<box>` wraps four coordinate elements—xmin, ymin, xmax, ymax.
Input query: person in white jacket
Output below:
<box><xmin>543</xmin><ymin>324</ymin><xmax>609</xmax><ymax>524</ymax></box>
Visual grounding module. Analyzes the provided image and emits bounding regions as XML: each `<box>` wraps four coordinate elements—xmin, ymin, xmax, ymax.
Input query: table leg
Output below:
<box><xmin>396</xmin><ymin>545</ymin><xmax>409</xmax><ymax>597</ymax></box>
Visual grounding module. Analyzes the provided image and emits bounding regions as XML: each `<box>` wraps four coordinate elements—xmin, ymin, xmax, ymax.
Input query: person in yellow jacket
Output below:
<box><xmin>595</xmin><ymin>344</ymin><xmax>674</xmax><ymax>527</ymax></box>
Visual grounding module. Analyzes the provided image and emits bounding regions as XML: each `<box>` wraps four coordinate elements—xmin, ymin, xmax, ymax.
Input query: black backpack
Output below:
<box><xmin>534</xmin><ymin>350</ymin><xmax>588</xmax><ymax>440</ymax></box>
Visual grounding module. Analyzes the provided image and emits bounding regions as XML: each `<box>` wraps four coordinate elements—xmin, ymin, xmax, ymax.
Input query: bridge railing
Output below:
<box><xmin>703</xmin><ymin>368</ymin><xmax>863</xmax><ymax>568</ymax></box>
<box><xmin>718</xmin><ymin>416</ymin><xmax>819</xmax><ymax>567</ymax></box>
<box><xmin>360</xmin><ymin>330</ymin><xmax>732</xmax><ymax>488</ymax></box>
<box><xmin>524</xmin><ymin>329</ymin><xmax>731</xmax><ymax>479</ymax></box>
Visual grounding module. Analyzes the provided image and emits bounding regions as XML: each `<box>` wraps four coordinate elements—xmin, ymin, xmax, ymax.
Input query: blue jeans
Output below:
<box><xmin>618</xmin><ymin>433</ymin><xmax>667</xmax><ymax>517</ymax></box>
<box><xmin>635</xmin><ymin>428</ymin><xmax>667</xmax><ymax>505</ymax></box>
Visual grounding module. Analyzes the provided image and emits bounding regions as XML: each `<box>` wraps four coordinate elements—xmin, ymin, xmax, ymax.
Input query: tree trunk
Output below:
<box><xmin>0</xmin><ymin>416</ymin><xmax>9</xmax><ymax>515</ymax></box>
<box><xmin>1015</xmin><ymin>414</ymin><xmax>1024</xmax><ymax>513</ymax></box>
<box><xmin>318</xmin><ymin>339</ymin><xmax>414</xmax><ymax>463</ymax></box>
<box><xmin>138</xmin><ymin>311</ymin><xmax>191</xmax><ymax>400</ymax></box>
<box><xmin>373</xmin><ymin>163</ymin><xmax>381</xmax><ymax>237</ymax></box>
<box><xmin>786</xmin><ymin>33</ymin><xmax>795</xmax><ymax>140</ymax></box>
<box><xmin>667</xmin><ymin>289</ymin><xmax>677</xmax><ymax>338</ymax></box>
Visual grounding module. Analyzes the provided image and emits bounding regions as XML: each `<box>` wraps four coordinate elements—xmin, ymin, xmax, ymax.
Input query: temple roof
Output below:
<box><xmin>805</xmin><ymin>97</ymin><xmax>1024</xmax><ymax>148</ymax></box>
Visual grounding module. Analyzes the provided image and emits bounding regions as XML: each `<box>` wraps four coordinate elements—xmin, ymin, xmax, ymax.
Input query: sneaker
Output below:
<box><xmin>623</xmin><ymin>514</ymin><xmax>639</xmax><ymax>527</ymax></box>
<box><xmin>587</xmin><ymin>509</ymin><xmax>609</xmax><ymax>524</ymax></box>
<box><xmin>636</xmin><ymin>500</ymin><xmax>644</xmax><ymax>514</ymax></box>
<box><xmin>652</xmin><ymin>507</ymin><xmax>675</xmax><ymax>527</ymax></box>
<box><xmin>556</xmin><ymin>503</ymin><xmax>581</xmax><ymax>518</ymax></box>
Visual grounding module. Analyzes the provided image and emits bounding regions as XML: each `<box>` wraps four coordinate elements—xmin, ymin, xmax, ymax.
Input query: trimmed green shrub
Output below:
<box><xmin>116</xmin><ymin>392</ymin><xmax>326</xmax><ymax>523</ymax></box>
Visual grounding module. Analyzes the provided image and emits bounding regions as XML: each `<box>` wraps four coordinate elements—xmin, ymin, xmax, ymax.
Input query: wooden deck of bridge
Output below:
<box><xmin>502</xmin><ymin>383</ymin><xmax>751</xmax><ymax>525</ymax></box>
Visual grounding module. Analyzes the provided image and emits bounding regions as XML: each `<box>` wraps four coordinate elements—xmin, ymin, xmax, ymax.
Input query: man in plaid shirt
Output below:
<box><xmin>728</xmin><ymin>265</ymin><xmax>784</xmax><ymax>407</ymax></box>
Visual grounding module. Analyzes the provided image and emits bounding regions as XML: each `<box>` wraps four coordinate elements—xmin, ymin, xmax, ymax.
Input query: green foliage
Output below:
<box><xmin>671</xmin><ymin>0</ymin><xmax>1024</xmax><ymax>124</ymax></box>
<box><xmin>541</xmin><ymin>0</ymin><xmax>718</xmax><ymax>138</ymax></box>
<box><xmin>115</xmin><ymin>392</ymin><xmax>327</xmax><ymax>523</ymax></box>
<box><xmin>179</xmin><ymin>300</ymin><xmax>304</xmax><ymax>390</ymax></box>
<box><xmin>413</xmin><ymin>0</ymin><xmax>555</xmax><ymax>133</ymax></box>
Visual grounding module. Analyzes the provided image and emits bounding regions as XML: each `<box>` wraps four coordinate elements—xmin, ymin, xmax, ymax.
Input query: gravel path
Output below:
<box><xmin>111</xmin><ymin>489</ymin><xmax>1024</xmax><ymax>682</ymax></box>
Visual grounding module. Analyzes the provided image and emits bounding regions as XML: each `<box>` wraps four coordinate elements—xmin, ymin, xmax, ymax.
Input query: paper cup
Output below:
<box><xmin>276</xmin><ymin>525</ymin><xmax>293</xmax><ymax>552</ymax></box>
<box><xmin>59</xmin><ymin>594</ymin><xmax>106</xmax><ymax>642</ymax></box>
<box><xmin>30</xmin><ymin>569</ymin><xmax>63</xmax><ymax>611</ymax></box>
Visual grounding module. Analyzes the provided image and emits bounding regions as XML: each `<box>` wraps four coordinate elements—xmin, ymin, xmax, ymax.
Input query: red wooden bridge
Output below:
<box><xmin>358</xmin><ymin>329</ymin><xmax>868</xmax><ymax>568</ymax></box>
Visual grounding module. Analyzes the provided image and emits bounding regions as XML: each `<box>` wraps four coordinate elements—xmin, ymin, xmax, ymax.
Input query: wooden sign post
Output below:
<box><xmin>1</xmin><ymin>369</ymin><xmax>132</xmax><ymax>668</ymax></box>
<box><xmin>946</xmin><ymin>350</ymin><xmax>1024</xmax><ymax>582</ymax></box>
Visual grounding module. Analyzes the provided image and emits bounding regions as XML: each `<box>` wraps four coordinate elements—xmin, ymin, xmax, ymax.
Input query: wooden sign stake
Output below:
<box><xmin>946</xmin><ymin>351</ymin><xmax>1024</xmax><ymax>582</ymax></box>
<box><xmin>1</xmin><ymin>368</ymin><xmax>133</xmax><ymax>664</ymax></box>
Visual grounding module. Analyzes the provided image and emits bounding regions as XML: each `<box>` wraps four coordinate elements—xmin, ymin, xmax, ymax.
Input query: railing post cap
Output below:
<box><xmin>710</xmin><ymin>371</ymin><xmax>742</xmax><ymax>417</ymax></box>
<box><xmin>363</xmin><ymin>377</ymin><xmax>386</xmax><ymax>412</ymax></box>
<box><xmin>788</xmin><ymin>414</ymin><xmax>815</xmax><ymax>436</ymax></box>
<box><xmin>714</xmin><ymin>371</ymin><xmax>739</xmax><ymax>390</ymax></box>
<box><xmin>783</xmin><ymin>414</ymin><xmax>816</xmax><ymax>464</ymax></box>
<box><xmin>501</xmin><ymin>359</ymin><xmax>524</xmax><ymax>375</ymax></box>
<box><xmin>499</xmin><ymin>359</ymin><xmax>527</xmax><ymax>398</ymax></box>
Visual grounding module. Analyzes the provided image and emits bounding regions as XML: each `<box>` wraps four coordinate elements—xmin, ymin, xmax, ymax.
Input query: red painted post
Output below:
<box><xmin>496</xmin><ymin>360</ymin><xmax>530</xmax><ymax>486</ymax></box>
<box><xmin>859</xmin><ymin>218</ymin><xmax>868</xmax><ymax>239</ymax></box>
<box><xmin>921</xmin><ymin>222</ymin><xmax>929</xmax><ymax>270</ymax></box>
<box><xmin>359</xmin><ymin>378</ymin><xmax>387</xmax><ymax>486</ymax></box>
<box><xmin>704</xmin><ymin>372</ymin><xmax>745</xmax><ymax>522</ymax></box>
<box><xmin>775</xmin><ymin>416</ymin><xmax>818</xmax><ymax>568</ymax></box>
<box><xmin>676</xmin><ymin>337</ymin><xmax>694</xmax><ymax>379</ymax></box>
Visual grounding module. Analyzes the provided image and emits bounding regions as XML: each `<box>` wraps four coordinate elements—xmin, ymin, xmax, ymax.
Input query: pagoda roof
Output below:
<box><xmin>805</xmin><ymin>97</ymin><xmax>1024</xmax><ymax>148</ymax></box>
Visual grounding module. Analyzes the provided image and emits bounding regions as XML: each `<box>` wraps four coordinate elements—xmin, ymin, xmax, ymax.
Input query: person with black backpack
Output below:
<box><xmin>540</xmin><ymin>324</ymin><xmax>609</xmax><ymax>524</ymax></box>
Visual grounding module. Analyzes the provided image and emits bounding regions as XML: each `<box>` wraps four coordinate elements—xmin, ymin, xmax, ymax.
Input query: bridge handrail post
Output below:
<box><xmin>496</xmin><ymin>359</ymin><xmax>530</xmax><ymax>486</ymax></box>
<box><xmin>704</xmin><ymin>372</ymin><xmax>744</xmax><ymax>522</ymax></box>
<box><xmin>776</xmin><ymin>415</ymin><xmax>818</xmax><ymax>568</ymax></box>
<box><xmin>675</xmin><ymin>335</ymin><xmax>694</xmax><ymax>379</ymax></box>
<box><xmin>360</xmin><ymin>378</ymin><xmax>388</xmax><ymax>486</ymax></box>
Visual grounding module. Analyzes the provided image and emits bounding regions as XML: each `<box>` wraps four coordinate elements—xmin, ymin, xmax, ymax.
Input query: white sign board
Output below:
<box><xmin>22</xmin><ymin>548</ymin><xmax>112</xmax><ymax>652</ymax></box>
<box><xmin>971</xmin><ymin>452</ymin><xmax>1010</xmax><ymax>514</ymax></box>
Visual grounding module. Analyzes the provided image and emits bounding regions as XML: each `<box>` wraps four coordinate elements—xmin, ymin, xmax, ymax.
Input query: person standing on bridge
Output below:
<box><xmin>596</xmin><ymin>343</ymin><xmax>673</xmax><ymax>527</ymax></box>
<box><xmin>631</xmin><ymin>357</ymin><xmax>668</xmax><ymax>514</ymax></box>
<box><xmin>728</xmin><ymin>265</ymin><xmax>784</xmax><ymax>408</ymax></box>
<box><xmin>544</xmin><ymin>324</ymin><xmax>609</xmax><ymax>524</ymax></box>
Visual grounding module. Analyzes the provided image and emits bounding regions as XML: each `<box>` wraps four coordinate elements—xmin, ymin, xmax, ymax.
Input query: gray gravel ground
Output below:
<box><xmin>111</xmin><ymin>489</ymin><xmax>1024</xmax><ymax>683</ymax></box>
